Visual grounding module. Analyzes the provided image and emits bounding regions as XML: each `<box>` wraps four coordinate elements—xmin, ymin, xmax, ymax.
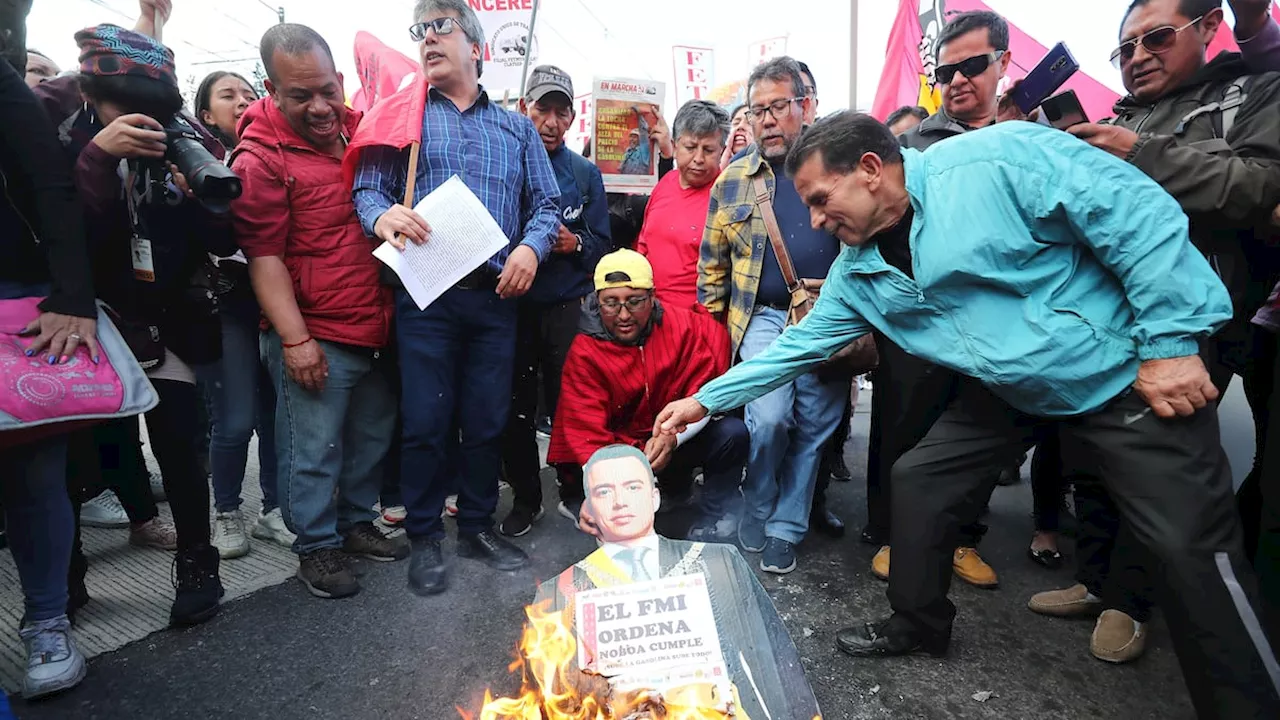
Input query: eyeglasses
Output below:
<box><xmin>749</xmin><ymin>97</ymin><xmax>804</xmax><ymax>122</ymax></box>
<box><xmin>1110</xmin><ymin>16</ymin><xmax>1202</xmax><ymax>68</ymax></box>
<box><xmin>599</xmin><ymin>295</ymin><xmax>651</xmax><ymax>316</ymax></box>
<box><xmin>934</xmin><ymin>51</ymin><xmax>1004</xmax><ymax>85</ymax></box>
<box><xmin>409</xmin><ymin>17</ymin><xmax>456</xmax><ymax>41</ymax></box>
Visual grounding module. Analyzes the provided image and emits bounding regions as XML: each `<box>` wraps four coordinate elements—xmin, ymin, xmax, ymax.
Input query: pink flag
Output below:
<box><xmin>1206</xmin><ymin>2</ymin><xmax>1280</xmax><ymax>58</ymax></box>
<box><xmin>871</xmin><ymin>0</ymin><xmax>940</xmax><ymax>121</ymax></box>
<box><xmin>351</xmin><ymin>31</ymin><xmax>420</xmax><ymax>113</ymax></box>
<box><xmin>872</xmin><ymin>0</ymin><xmax>1121</xmax><ymax>122</ymax></box>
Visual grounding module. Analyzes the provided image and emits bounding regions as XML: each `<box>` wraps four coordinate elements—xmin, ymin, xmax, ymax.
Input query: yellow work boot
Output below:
<box><xmin>1090</xmin><ymin>609</ymin><xmax>1146</xmax><ymax>664</ymax></box>
<box><xmin>871</xmin><ymin>546</ymin><xmax>890</xmax><ymax>581</ymax></box>
<box><xmin>952</xmin><ymin>547</ymin><xmax>998</xmax><ymax>588</ymax></box>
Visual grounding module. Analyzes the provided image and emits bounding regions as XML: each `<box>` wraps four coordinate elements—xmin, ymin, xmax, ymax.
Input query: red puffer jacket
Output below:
<box><xmin>230</xmin><ymin>99</ymin><xmax>391</xmax><ymax>348</ymax></box>
<box><xmin>548</xmin><ymin>297</ymin><xmax>731</xmax><ymax>467</ymax></box>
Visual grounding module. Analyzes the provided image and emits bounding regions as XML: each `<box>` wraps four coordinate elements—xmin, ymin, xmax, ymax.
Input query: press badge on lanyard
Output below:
<box><xmin>125</xmin><ymin>167</ymin><xmax>156</xmax><ymax>282</ymax></box>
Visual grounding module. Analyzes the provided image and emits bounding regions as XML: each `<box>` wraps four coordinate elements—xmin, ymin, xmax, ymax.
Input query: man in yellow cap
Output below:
<box><xmin>546</xmin><ymin>250</ymin><xmax>748</xmax><ymax>540</ymax></box>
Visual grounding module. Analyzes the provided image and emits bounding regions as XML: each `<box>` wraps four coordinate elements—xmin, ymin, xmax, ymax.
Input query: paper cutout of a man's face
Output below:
<box><xmin>583</xmin><ymin>454</ymin><xmax>660</xmax><ymax>544</ymax></box>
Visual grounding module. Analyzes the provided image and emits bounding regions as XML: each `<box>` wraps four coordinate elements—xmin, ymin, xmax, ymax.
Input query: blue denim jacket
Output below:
<box><xmin>696</xmin><ymin>122</ymin><xmax>1232</xmax><ymax>418</ymax></box>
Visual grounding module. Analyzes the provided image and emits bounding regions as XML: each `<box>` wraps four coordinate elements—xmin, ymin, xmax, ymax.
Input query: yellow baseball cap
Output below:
<box><xmin>594</xmin><ymin>249</ymin><xmax>654</xmax><ymax>292</ymax></box>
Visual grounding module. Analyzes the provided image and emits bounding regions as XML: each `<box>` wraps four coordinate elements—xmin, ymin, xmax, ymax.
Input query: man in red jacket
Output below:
<box><xmin>230</xmin><ymin>24</ymin><xmax>405</xmax><ymax>601</ymax></box>
<box><xmin>549</xmin><ymin>250</ymin><xmax>748</xmax><ymax>540</ymax></box>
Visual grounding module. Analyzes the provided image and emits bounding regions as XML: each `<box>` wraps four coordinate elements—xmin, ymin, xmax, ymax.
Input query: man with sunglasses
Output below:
<box><xmin>864</xmin><ymin>10</ymin><xmax>1012</xmax><ymax>595</ymax></box>
<box><xmin>548</xmin><ymin>250</ymin><xmax>748</xmax><ymax>542</ymax></box>
<box><xmin>698</xmin><ymin>56</ymin><xmax>846</xmax><ymax>575</ymax></box>
<box><xmin>1021</xmin><ymin>0</ymin><xmax>1280</xmax><ymax>671</ymax></box>
<box><xmin>351</xmin><ymin>0</ymin><xmax>561</xmax><ymax>596</ymax></box>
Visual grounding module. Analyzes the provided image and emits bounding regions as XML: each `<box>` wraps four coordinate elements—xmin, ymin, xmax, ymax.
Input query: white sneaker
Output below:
<box><xmin>377</xmin><ymin>504</ymin><xmax>407</xmax><ymax>528</ymax></box>
<box><xmin>20</xmin><ymin>615</ymin><xmax>86</xmax><ymax>699</ymax></box>
<box><xmin>80</xmin><ymin>491</ymin><xmax>130</xmax><ymax>529</ymax></box>
<box><xmin>211</xmin><ymin>511</ymin><xmax>250</xmax><ymax>559</ymax></box>
<box><xmin>128</xmin><ymin>517</ymin><xmax>178</xmax><ymax>551</ymax></box>
<box><xmin>251</xmin><ymin>508</ymin><xmax>296</xmax><ymax>548</ymax></box>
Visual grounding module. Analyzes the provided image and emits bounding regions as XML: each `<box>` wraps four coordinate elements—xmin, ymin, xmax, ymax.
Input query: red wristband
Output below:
<box><xmin>282</xmin><ymin>336</ymin><xmax>312</xmax><ymax>349</ymax></box>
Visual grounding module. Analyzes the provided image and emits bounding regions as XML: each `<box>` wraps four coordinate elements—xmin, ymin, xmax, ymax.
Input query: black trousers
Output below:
<box><xmin>866</xmin><ymin>334</ymin><xmax>985</xmax><ymax>546</ymax></box>
<box><xmin>1257</xmin><ymin>332</ymin><xmax>1280</xmax><ymax>640</ymax></box>
<box><xmin>504</xmin><ymin>298</ymin><xmax>581</xmax><ymax>512</ymax></box>
<box><xmin>889</xmin><ymin>378</ymin><xmax>1278</xmax><ymax>720</ymax></box>
<box><xmin>77</xmin><ymin>381</ymin><xmax>210</xmax><ymax>547</ymax></box>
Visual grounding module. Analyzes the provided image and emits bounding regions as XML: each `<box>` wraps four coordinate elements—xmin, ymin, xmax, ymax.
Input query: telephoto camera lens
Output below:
<box><xmin>163</xmin><ymin>115</ymin><xmax>242</xmax><ymax>213</ymax></box>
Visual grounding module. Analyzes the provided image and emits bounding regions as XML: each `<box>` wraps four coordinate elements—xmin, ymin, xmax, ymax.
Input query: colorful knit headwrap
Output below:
<box><xmin>75</xmin><ymin>24</ymin><xmax>177</xmax><ymax>88</ymax></box>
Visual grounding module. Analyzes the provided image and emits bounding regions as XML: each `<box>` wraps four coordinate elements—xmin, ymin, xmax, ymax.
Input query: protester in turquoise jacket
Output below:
<box><xmin>657</xmin><ymin>114</ymin><xmax>1277</xmax><ymax>719</ymax></box>
<box><xmin>691</xmin><ymin>120</ymin><xmax>1231</xmax><ymax>418</ymax></box>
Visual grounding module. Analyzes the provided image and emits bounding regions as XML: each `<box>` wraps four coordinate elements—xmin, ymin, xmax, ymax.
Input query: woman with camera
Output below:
<box><xmin>33</xmin><ymin>25</ymin><xmax>231</xmax><ymax>627</ymax></box>
<box><xmin>190</xmin><ymin>71</ymin><xmax>294</xmax><ymax>558</ymax></box>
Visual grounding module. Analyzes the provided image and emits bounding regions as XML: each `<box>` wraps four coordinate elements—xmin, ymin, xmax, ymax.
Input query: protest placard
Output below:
<box><xmin>673</xmin><ymin>46</ymin><xmax>714</xmax><ymax>107</ymax></box>
<box><xmin>575</xmin><ymin>573</ymin><xmax>722</xmax><ymax>677</ymax></box>
<box><xmin>747</xmin><ymin>35</ymin><xmax>788</xmax><ymax>72</ymax></box>
<box><xmin>472</xmin><ymin>0</ymin><xmax>540</xmax><ymax>95</ymax></box>
<box><xmin>591</xmin><ymin>77</ymin><xmax>667</xmax><ymax>194</ymax></box>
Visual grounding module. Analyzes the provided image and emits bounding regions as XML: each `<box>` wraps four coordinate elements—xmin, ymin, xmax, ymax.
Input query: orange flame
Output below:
<box><xmin>464</xmin><ymin>601</ymin><xmax>747</xmax><ymax>719</ymax></box>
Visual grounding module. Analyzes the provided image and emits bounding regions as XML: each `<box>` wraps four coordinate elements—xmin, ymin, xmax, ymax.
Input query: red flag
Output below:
<box><xmin>1206</xmin><ymin>3</ymin><xmax>1280</xmax><ymax>59</ymax></box>
<box><xmin>342</xmin><ymin>72</ymin><xmax>429</xmax><ymax>190</ymax></box>
<box><xmin>872</xmin><ymin>0</ymin><xmax>1120</xmax><ymax>123</ymax></box>
<box><xmin>351</xmin><ymin>31</ymin><xmax>420</xmax><ymax>113</ymax></box>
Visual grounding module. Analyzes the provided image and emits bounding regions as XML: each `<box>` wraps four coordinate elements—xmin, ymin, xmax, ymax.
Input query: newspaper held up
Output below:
<box><xmin>591</xmin><ymin>77</ymin><xmax>667</xmax><ymax>194</ymax></box>
<box><xmin>371</xmin><ymin>175</ymin><xmax>509</xmax><ymax>310</ymax></box>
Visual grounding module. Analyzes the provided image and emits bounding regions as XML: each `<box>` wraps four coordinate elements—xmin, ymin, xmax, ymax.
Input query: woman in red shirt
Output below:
<box><xmin>635</xmin><ymin>100</ymin><xmax>728</xmax><ymax>311</ymax></box>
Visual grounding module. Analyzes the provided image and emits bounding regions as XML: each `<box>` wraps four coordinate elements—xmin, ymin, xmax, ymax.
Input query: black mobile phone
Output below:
<box><xmin>1013</xmin><ymin>42</ymin><xmax>1080</xmax><ymax>115</ymax></box>
<box><xmin>1039</xmin><ymin>90</ymin><xmax>1089</xmax><ymax>130</ymax></box>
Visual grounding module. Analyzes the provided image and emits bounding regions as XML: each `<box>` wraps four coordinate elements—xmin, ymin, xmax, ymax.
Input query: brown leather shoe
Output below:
<box><xmin>1028</xmin><ymin>583</ymin><xmax>1103</xmax><ymax>618</ymax></box>
<box><xmin>1090</xmin><ymin>609</ymin><xmax>1146</xmax><ymax>663</ymax></box>
<box><xmin>952</xmin><ymin>547</ymin><xmax>998</xmax><ymax>588</ymax></box>
<box><xmin>871</xmin><ymin>546</ymin><xmax>890</xmax><ymax>581</ymax></box>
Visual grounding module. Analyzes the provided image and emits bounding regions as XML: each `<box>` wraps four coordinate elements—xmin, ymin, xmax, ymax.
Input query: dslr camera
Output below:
<box><xmin>158</xmin><ymin>115</ymin><xmax>242</xmax><ymax>213</ymax></box>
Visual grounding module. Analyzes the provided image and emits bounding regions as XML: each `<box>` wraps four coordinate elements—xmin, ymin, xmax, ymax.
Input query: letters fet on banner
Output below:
<box><xmin>747</xmin><ymin>35</ymin><xmax>788</xmax><ymax>73</ymax></box>
<box><xmin>591</xmin><ymin>77</ymin><xmax>667</xmax><ymax>194</ymax></box>
<box><xmin>672</xmin><ymin>45</ymin><xmax>714</xmax><ymax>108</ymax></box>
<box><xmin>469</xmin><ymin>0</ymin><xmax>539</xmax><ymax>94</ymax></box>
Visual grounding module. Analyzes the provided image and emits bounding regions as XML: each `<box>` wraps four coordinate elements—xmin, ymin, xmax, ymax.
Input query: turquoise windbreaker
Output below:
<box><xmin>695</xmin><ymin>122</ymin><xmax>1232</xmax><ymax>418</ymax></box>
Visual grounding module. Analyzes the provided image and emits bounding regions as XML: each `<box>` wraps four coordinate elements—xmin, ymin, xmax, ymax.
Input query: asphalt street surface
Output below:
<box><xmin>10</xmin><ymin>384</ymin><xmax>1254</xmax><ymax>720</ymax></box>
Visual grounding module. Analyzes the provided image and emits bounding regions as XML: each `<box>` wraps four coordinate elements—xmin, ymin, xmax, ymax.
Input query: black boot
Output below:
<box><xmin>170</xmin><ymin>545</ymin><xmax>223</xmax><ymax>627</ymax></box>
<box><xmin>827</xmin><ymin>449</ymin><xmax>853</xmax><ymax>482</ymax></box>
<box><xmin>836</xmin><ymin>614</ymin><xmax>950</xmax><ymax>658</ymax></box>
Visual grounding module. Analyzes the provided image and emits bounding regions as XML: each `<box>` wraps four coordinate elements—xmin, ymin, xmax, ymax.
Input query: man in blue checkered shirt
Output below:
<box><xmin>351</xmin><ymin>0</ymin><xmax>560</xmax><ymax>597</ymax></box>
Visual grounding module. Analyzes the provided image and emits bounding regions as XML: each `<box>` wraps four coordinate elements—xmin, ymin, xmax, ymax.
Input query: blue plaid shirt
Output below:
<box><xmin>352</xmin><ymin>86</ymin><xmax>561</xmax><ymax>274</ymax></box>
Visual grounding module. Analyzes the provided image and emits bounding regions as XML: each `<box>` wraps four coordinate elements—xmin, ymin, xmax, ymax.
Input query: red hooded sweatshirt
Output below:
<box><xmin>548</xmin><ymin>297</ymin><xmax>731</xmax><ymax>467</ymax></box>
<box><xmin>230</xmin><ymin>98</ymin><xmax>391</xmax><ymax>348</ymax></box>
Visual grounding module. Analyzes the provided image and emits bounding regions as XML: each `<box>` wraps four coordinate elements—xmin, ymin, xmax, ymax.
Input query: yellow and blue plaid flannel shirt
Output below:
<box><xmin>697</xmin><ymin>146</ymin><xmax>778</xmax><ymax>359</ymax></box>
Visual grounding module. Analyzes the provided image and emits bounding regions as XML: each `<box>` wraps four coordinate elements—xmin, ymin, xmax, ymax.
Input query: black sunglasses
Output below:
<box><xmin>1110</xmin><ymin>16</ymin><xmax>1202</xmax><ymax>68</ymax></box>
<box><xmin>409</xmin><ymin>17</ymin><xmax>456</xmax><ymax>41</ymax></box>
<box><xmin>934</xmin><ymin>51</ymin><xmax>1004</xmax><ymax>85</ymax></box>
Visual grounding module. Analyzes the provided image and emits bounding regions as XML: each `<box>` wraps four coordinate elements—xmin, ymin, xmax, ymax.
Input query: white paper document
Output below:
<box><xmin>372</xmin><ymin>175</ymin><xmax>510</xmax><ymax>310</ymax></box>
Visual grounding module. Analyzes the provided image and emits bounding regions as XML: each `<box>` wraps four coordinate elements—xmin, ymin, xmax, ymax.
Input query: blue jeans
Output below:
<box><xmin>740</xmin><ymin>306</ymin><xmax>845</xmax><ymax>544</ymax></box>
<box><xmin>200</xmin><ymin>308</ymin><xmax>277</xmax><ymax>513</ymax></box>
<box><xmin>0</xmin><ymin>279</ymin><xmax>73</xmax><ymax>622</ymax></box>
<box><xmin>396</xmin><ymin>287</ymin><xmax>518</xmax><ymax>539</ymax></box>
<box><xmin>262</xmin><ymin>330</ymin><xmax>394</xmax><ymax>555</ymax></box>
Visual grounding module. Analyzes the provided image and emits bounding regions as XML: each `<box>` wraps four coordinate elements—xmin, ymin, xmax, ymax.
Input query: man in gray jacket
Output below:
<box><xmin>1031</xmin><ymin>0</ymin><xmax>1280</xmax><ymax>680</ymax></box>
